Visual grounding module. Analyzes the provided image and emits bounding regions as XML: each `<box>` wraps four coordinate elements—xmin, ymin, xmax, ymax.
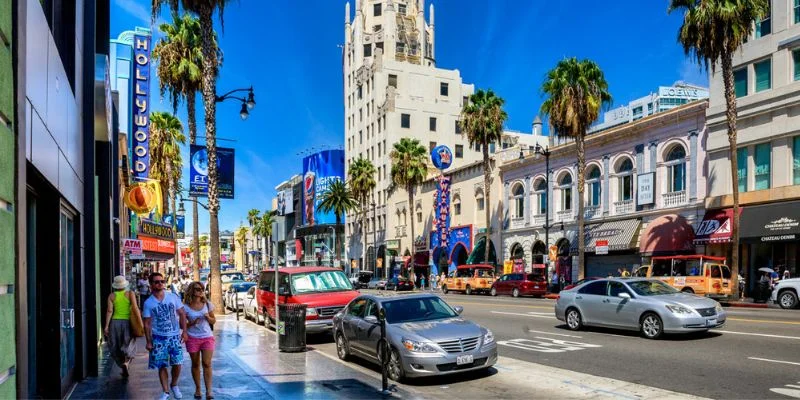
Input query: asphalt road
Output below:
<box><xmin>405</xmin><ymin>290</ymin><xmax>800</xmax><ymax>399</ymax></box>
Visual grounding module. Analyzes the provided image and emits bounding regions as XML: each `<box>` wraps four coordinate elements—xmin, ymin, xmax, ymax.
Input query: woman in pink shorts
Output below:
<box><xmin>184</xmin><ymin>282</ymin><xmax>217</xmax><ymax>399</ymax></box>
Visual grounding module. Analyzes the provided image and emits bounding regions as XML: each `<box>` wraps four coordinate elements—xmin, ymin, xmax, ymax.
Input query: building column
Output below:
<box><xmin>648</xmin><ymin>141</ymin><xmax>658</xmax><ymax>173</ymax></box>
<box><xmin>602</xmin><ymin>154</ymin><xmax>610</xmax><ymax>216</ymax></box>
<box><xmin>503</xmin><ymin>181</ymin><xmax>510</xmax><ymax>229</ymax></box>
<box><xmin>571</xmin><ymin>163</ymin><xmax>578</xmax><ymax>213</ymax></box>
<box><xmin>523</xmin><ymin>176</ymin><xmax>531</xmax><ymax>226</ymax></box>
<box><xmin>689</xmin><ymin>131</ymin><xmax>698</xmax><ymax>201</ymax></box>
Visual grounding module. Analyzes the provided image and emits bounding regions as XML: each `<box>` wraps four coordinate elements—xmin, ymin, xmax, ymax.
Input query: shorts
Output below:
<box><xmin>185</xmin><ymin>336</ymin><xmax>215</xmax><ymax>353</ymax></box>
<box><xmin>148</xmin><ymin>334</ymin><xmax>184</xmax><ymax>369</ymax></box>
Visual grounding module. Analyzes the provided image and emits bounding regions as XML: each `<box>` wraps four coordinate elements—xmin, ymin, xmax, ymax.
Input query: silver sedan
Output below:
<box><xmin>555</xmin><ymin>278</ymin><xmax>726</xmax><ymax>339</ymax></box>
<box><xmin>333</xmin><ymin>293</ymin><xmax>497</xmax><ymax>381</ymax></box>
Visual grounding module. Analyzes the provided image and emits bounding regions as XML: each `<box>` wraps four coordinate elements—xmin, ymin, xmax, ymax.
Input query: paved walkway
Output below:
<box><xmin>69</xmin><ymin>313</ymin><xmax>413</xmax><ymax>400</ymax></box>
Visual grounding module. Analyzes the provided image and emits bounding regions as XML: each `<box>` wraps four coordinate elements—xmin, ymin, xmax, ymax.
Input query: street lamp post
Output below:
<box><xmin>215</xmin><ymin>86</ymin><xmax>256</xmax><ymax>120</ymax></box>
<box><xmin>328</xmin><ymin>225</ymin><xmax>336</xmax><ymax>269</ymax></box>
<box><xmin>371</xmin><ymin>202</ymin><xmax>378</xmax><ymax>278</ymax></box>
<box><xmin>532</xmin><ymin>144</ymin><xmax>553</xmax><ymax>289</ymax></box>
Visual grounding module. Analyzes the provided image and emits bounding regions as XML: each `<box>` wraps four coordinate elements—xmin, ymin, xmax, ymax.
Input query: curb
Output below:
<box><xmin>720</xmin><ymin>301</ymin><xmax>769</xmax><ymax>309</ymax></box>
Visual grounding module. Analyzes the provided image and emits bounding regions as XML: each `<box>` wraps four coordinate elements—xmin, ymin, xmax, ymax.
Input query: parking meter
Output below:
<box><xmin>378</xmin><ymin>307</ymin><xmax>389</xmax><ymax>394</ymax></box>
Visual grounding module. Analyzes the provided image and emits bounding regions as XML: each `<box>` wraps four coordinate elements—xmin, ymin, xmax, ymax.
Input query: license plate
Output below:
<box><xmin>456</xmin><ymin>355</ymin><xmax>473</xmax><ymax>365</ymax></box>
<box><xmin>706</xmin><ymin>318</ymin><xmax>717</xmax><ymax>326</ymax></box>
<box><xmin>534</xmin><ymin>286</ymin><xmax>539</xmax><ymax>289</ymax></box>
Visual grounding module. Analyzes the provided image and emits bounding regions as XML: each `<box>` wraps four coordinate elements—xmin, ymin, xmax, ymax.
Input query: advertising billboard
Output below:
<box><xmin>302</xmin><ymin>150</ymin><xmax>345</xmax><ymax>226</ymax></box>
<box><xmin>277</xmin><ymin>188</ymin><xmax>294</xmax><ymax>215</ymax></box>
<box><xmin>131</xmin><ymin>33</ymin><xmax>152</xmax><ymax>180</ymax></box>
<box><xmin>189</xmin><ymin>144</ymin><xmax>235</xmax><ymax>199</ymax></box>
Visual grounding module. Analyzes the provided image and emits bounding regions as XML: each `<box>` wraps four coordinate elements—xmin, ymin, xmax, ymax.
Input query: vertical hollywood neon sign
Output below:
<box><xmin>132</xmin><ymin>33</ymin><xmax>151</xmax><ymax>180</ymax></box>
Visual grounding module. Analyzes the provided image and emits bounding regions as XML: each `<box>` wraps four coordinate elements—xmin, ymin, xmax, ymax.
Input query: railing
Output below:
<box><xmin>614</xmin><ymin>199</ymin><xmax>634</xmax><ymax>215</ymax></box>
<box><xmin>556</xmin><ymin>210</ymin><xmax>574</xmax><ymax>222</ymax></box>
<box><xmin>584</xmin><ymin>205</ymin><xmax>601</xmax><ymax>220</ymax></box>
<box><xmin>662</xmin><ymin>190</ymin><xmax>687</xmax><ymax>208</ymax></box>
<box><xmin>533</xmin><ymin>214</ymin><xmax>546</xmax><ymax>226</ymax></box>
<box><xmin>510</xmin><ymin>217</ymin><xmax>526</xmax><ymax>229</ymax></box>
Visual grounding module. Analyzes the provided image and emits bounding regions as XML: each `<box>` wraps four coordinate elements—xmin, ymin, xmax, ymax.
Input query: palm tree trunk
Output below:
<box><xmin>198</xmin><ymin>6</ymin><xmax>223</xmax><ymax>312</ymax></box>
<box><xmin>722</xmin><ymin>55</ymin><xmax>741</xmax><ymax>299</ymax></box>
<box><xmin>576</xmin><ymin>133</ymin><xmax>586</xmax><ymax>281</ymax></box>
<box><xmin>170</xmin><ymin>178</ymin><xmax>178</xmax><ymax>280</ymax></box>
<box><xmin>188</xmin><ymin>91</ymin><xmax>201</xmax><ymax>282</ymax></box>
<box><xmin>361</xmin><ymin>196</ymin><xmax>368</xmax><ymax>272</ymax></box>
<box><xmin>408</xmin><ymin>185</ymin><xmax>415</xmax><ymax>279</ymax></box>
<box><xmin>483</xmin><ymin>144</ymin><xmax>491</xmax><ymax>265</ymax></box>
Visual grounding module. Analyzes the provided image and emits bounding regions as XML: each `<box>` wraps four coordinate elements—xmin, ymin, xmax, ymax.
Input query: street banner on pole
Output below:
<box><xmin>131</xmin><ymin>32</ymin><xmax>152</xmax><ymax>180</ymax></box>
<box><xmin>189</xmin><ymin>144</ymin><xmax>236</xmax><ymax>199</ymax></box>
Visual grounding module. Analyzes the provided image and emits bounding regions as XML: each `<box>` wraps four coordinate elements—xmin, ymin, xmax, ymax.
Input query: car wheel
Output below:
<box><xmin>779</xmin><ymin>290</ymin><xmax>799</xmax><ymax>309</ymax></box>
<box><xmin>641</xmin><ymin>312</ymin><xmax>664</xmax><ymax>339</ymax></box>
<box><xmin>465</xmin><ymin>285</ymin><xmax>472</xmax><ymax>295</ymax></box>
<box><xmin>256</xmin><ymin>307</ymin><xmax>264</xmax><ymax>325</ymax></box>
<box><xmin>681</xmin><ymin>287</ymin><xmax>694</xmax><ymax>294</ymax></box>
<box><xmin>442</xmin><ymin>285</ymin><xmax>448</xmax><ymax>294</ymax></box>
<box><xmin>512</xmin><ymin>288</ymin><xmax>520</xmax><ymax>298</ymax></box>
<box><xmin>335</xmin><ymin>332</ymin><xmax>350</xmax><ymax>361</ymax></box>
<box><xmin>490</xmin><ymin>287</ymin><xmax>497</xmax><ymax>296</ymax></box>
<box><xmin>379</xmin><ymin>344</ymin><xmax>404</xmax><ymax>382</ymax></box>
<box><xmin>565</xmin><ymin>308</ymin><xmax>583</xmax><ymax>331</ymax></box>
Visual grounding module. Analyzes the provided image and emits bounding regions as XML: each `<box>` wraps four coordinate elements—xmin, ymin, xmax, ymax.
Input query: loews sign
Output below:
<box><xmin>139</xmin><ymin>219</ymin><xmax>174</xmax><ymax>240</ymax></box>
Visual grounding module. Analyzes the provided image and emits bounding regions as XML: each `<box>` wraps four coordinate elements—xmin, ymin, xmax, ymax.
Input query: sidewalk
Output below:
<box><xmin>69</xmin><ymin>313</ymin><xmax>415</xmax><ymax>400</ymax></box>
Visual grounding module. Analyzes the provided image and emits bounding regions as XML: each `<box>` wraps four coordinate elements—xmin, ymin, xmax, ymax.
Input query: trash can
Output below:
<box><xmin>278</xmin><ymin>303</ymin><xmax>307</xmax><ymax>352</ymax></box>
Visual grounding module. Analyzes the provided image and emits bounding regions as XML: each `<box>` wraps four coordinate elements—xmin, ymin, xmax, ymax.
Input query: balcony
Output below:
<box><xmin>662</xmin><ymin>190</ymin><xmax>687</xmax><ymax>208</ymax></box>
<box><xmin>584</xmin><ymin>205</ymin><xmax>602</xmax><ymax>220</ymax></box>
<box><xmin>510</xmin><ymin>217</ymin><xmax>526</xmax><ymax>229</ymax></box>
<box><xmin>533</xmin><ymin>214</ymin><xmax>546</xmax><ymax>226</ymax></box>
<box><xmin>556</xmin><ymin>210</ymin><xmax>574</xmax><ymax>222</ymax></box>
<box><xmin>614</xmin><ymin>199</ymin><xmax>634</xmax><ymax>215</ymax></box>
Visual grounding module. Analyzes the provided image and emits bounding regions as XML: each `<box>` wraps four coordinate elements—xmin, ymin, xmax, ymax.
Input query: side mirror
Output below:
<box><xmin>618</xmin><ymin>292</ymin><xmax>631</xmax><ymax>299</ymax></box>
<box><xmin>278</xmin><ymin>285</ymin><xmax>290</xmax><ymax>296</ymax></box>
<box><xmin>453</xmin><ymin>306</ymin><xmax>464</xmax><ymax>315</ymax></box>
<box><xmin>364</xmin><ymin>315</ymin><xmax>378</xmax><ymax>324</ymax></box>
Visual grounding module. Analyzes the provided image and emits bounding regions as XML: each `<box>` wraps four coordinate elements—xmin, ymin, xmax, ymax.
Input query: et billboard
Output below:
<box><xmin>302</xmin><ymin>150</ymin><xmax>345</xmax><ymax>226</ymax></box>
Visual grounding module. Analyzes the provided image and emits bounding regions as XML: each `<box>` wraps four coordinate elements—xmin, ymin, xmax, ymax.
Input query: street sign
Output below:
<box><xmin>596</xmin><ymin>240</ymin><xmax>609</xmax><ymax>255</ymax></box>
<box><xmin>129</xmin><ymin>253</ymin><xmax>145</xmax><ymax>260</ymax></box>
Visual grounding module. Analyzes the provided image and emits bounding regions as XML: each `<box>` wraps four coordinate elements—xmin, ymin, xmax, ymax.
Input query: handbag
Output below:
<box><xmin>128</xmin><ymin>291</ymin><xmax>145</xmax><ymax>338</ymax></box>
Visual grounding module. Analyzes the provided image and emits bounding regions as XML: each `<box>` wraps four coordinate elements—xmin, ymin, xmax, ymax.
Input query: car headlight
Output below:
<box><xmin>483</xmin><ymin>330</ymin><xmax>495</xmax><ymax>345</ymax></box>
<box><xmin>306</xmin><ymin>307</ymin><xmax>318</xmax><ymax>317</ymax></box>
<box><xmin>402</xmin><ymin>338</ymin><xmax>438</xmax><ymax>353</ymax></box>
<box><xmin>714</xmin><ymin>302</ymin><xmax>723</xmax><ymax>313</ymax></box>
<box><xmin>665</xmin><ymin>305</ymin><xmax>694</xmax><ymax>315</ymax></box>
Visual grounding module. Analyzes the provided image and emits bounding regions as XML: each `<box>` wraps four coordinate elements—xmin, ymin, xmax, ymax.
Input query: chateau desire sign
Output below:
<box><xmin>139</xmin><ymin>219</ymin><xmax>174</xmax><ymax>240</ymax></box>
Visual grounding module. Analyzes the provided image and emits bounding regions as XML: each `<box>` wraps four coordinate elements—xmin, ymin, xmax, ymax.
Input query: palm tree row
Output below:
<box><xmin>348</xmin><ymin>158</ymin><xmax>377</xmax><ymax>269</ymax></box>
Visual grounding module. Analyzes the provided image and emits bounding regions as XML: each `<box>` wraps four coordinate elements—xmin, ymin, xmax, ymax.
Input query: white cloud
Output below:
<box><xmin>115</xmin><ymin>0</ymin><xmax>150</xmax><ymax>24</ymax></box>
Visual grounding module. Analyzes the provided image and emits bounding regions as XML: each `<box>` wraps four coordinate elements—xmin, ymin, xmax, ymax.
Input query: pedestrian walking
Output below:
<box><xmin>143</xmin><ymin>272</ymin><xmax>188</xmax><ymax>400</ymax></box>
<box><xmin>410</xmin><ymin>273</ymin><xmax>416</xmax><ymax>289</ymax></box>
<box><xmin>137</xmin><ymin>273</ymin><xmax>151</xmax><ymax>310</ymax></box>
<box><xmin>430</xmin><ymin>273</ymin><xmax>436</xmax><ymax>290</ymax></box>
<box><xmin>104</xmin><ymin>275</ymin><xmax>140</xmax><ymax>378</ymax></box>
<box><xmin>184</xmin><ymin>281</ymin><xmax>217</xmax><ymax>400</ymax></box>
<box><xmin>421</xmin><ymin>275</ymin><xmax>426</xmax><ymax>290</ymax></box>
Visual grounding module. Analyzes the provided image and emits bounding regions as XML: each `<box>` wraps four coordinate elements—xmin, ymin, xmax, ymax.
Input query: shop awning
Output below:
<box><xmin>571</xmin><ymin>219</ymin><xmax>641</xmax><ymax>254</ymax></box>
<box><xmin>740</xmin><ymin>201</ymin><xmax>800</xmax><ymax>243</ymax></box>
<box><xmin>694</xmin><ymin>208</ymin><xmax>740</xmax><ymax>244</ymax></box>
<box><xmin>466</xmin><ymin>236</ymin><xmax>497</xmax><ymax>265</ymax></box>
<box><xmin>639</xmin><ymin>214</ymin><xmax>695</xmax><ymax>255</ymax></box>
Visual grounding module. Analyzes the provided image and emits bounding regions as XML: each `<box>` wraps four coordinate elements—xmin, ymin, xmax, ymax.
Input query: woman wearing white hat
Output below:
<box><xmin>104</xmin><ymin>275</ymin><xmax>140</xmax><ymax>377</ymax></box>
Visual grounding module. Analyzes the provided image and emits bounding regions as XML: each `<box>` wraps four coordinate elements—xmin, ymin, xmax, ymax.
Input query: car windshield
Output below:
<box><xmin>627</xmin><ymin>280</ymin><xmax>679</xmax><ymax>296</ymax></box>
<box><xmin>221</xmin><ymin>273</ymin><xmax>244</xmax><ymax>282</ymax></box>
<box><xmin>290</xmin><ymin>270</ymin><xmax>353</xmax><ymax>294</ymax></box>
<box><xmin>231</xmin><ymin>282</ymin><xmax>255</xmax><ymax>292</ymax></box>
<box><xmin>382</xmin><ymin>296</ymin><xmax>458</xmax><ymax>324</ymax></box>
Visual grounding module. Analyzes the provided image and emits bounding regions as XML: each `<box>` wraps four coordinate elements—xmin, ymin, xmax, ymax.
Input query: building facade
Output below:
<box><xmin>501</xmin><ymin>100</ymin><xmax>710</xmax><ymax>283</ymax></box>
<box><xmin>704</xmin><ymin>2</ymin><xmax>800</xmax><ymax>290</ymax></box>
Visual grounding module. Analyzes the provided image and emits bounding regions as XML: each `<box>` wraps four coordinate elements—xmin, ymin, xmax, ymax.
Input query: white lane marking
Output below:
<box><xmin>498</xmin><ymin>337</ymin><xmax>602</xmax><ymax>353</ymax></box>
<box><xmin>786</xmin><ymin>385</ymin><xmax>800</xmax><ymax>389</ymax></box>
<box><xmin>723</xmin><ymin>331</ymin><xmax>800</xmax><ymax>340</ymax></box>
<box><xmin>770</xmin><ymin>388</ymin><xmax>800</xmax><ymax>398</ymax></box>
<box><xmin>528</xmin><ymin>329</ymin><xmax>582</xmax><ymax>338</ymax></box>
<box><xmin>749</xmin><ymin>357</ymin><xmax>800</xmax><ymax>366</ymax></box>
<box><xmin>491</xmin><ymin>310</ymin><xmax>556</xmax><ymax>319</ymax></box>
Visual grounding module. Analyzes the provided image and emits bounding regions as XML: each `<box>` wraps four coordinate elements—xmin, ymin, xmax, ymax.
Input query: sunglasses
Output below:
<box><xmin>193</xmin><ymin>287</ymin><xmax>204</xmax><ymax>292</ymax></box>
<box><xmin>152</xmin><ymin>280</ymin><xmax>166</xmax><ymax>284</ymax></box>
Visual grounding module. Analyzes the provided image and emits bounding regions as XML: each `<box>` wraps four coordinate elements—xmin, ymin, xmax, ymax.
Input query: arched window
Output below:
<box><xmin>510</xmin><ymin>243</ymin><xmax>525</xmax><ymax>261</ymax></box>
<box><xmin>452</xmin><ymin>195</ymin><xmax>462</xmax><ymax>216</ymax></box>
<box><xmin>558</xmin><ymin>173</ymin><xmax>572</xmax><ymax>211</ymax></box>
<box><xmin>616</xmin><ymin>158</ymin><xmax>634</xmax><ymax>201</ymax></box>
<box><xmin>586</xmin><ymin>166</ymin><xmax>601</xmax><ymax>207</ymax></box>
<box><xmin>511</xmin><ymin>184</ymin><xmax>525</xmax><ymax>218</ymax></box>
<box><xmin>666</xmin><ymin>145</ymin><xmax>686</xmax><ymax>193</ymax></box>
<box><xmin>534</xmin><ymin>179</ymin><xmax>547</xmax><ymax>215</ymax></box>
<box><xmin>475</xmin><ymin>189</ymin><xmax>485</xmax><ymax>212</ymax></box>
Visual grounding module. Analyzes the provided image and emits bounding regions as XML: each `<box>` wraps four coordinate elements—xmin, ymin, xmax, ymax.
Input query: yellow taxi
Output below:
<box><xmin>441</xmin><ymin>264</ymin><xmax>496</xmax><ymax>295</ymax></box>
<box><xmin>633</xmin><ymin>255</ymin><xmax>732</xmax><ymax>297</ymax></box>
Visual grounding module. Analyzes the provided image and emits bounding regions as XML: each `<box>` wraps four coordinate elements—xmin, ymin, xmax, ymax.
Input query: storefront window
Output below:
<box><xmin>737</xmin><ymin>147</ymin><xmax>748</xmax><ymax>192</ymax></box>
<box><xmin>754</xmin><ymin>142</ymin><xmax>771</xmax><ymax>190</ymax></box>
<box><xmin>793</xmin><ymin>136</ymin><xmax>800</xmax><ymax>185</ymax></box>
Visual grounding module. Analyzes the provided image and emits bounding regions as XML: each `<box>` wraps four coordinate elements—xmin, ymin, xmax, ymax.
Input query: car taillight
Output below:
<box><xmin>713</xmin><ymin>282</ymin><xmax>721</xmax><ymax>290</ymax></box>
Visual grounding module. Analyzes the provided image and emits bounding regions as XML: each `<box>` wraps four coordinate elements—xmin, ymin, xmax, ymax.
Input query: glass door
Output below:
<box><xmin>60</xmin><ymin>209</ymin><xmax>76</xmax><ymax>390</ymax></box>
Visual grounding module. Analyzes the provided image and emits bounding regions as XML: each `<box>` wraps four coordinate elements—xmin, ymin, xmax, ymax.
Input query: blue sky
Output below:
<box><xmin>112</xmin><ymin>0</ymin><xmax>706</xmax><ymax>234</ymax></box>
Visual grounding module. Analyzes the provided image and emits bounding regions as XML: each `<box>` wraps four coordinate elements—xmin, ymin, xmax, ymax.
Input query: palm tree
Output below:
<box><xmin>149</xmin><ymin>112</ymin><xmax>186</xmax><ymax>220</ymax></box>
<box><xmin>541</xmin><ymin>58</ymin><xmax>611</xmax><ymax>280</ymax></box>
<box><xmin>390</xmin><ymin>138</ymin><xmax>429</xmax><ymax>277</ymax></box>
<box><xmin>348</xmin><ymin>157</ymin><xmax>377</xmax><ymax>270</ymax></box>
<box><xmin>246</xmin><ymin>208</ymin><xmax>261</xmax><ymax>265</ymax></box>
<box><xmin>461</xmin><ymin>89</ymin><xmax>508</xmax><ymax>265</ymax></box>
<box><xmin>669</xmin><ymin>0</ymin><xmax>768</xmax><ymax>298</ymax></box>
<box><xmin>254</xmin><ymin>211</ymin><xmax>277</xmax><ymax>267</ymax></box>
<box><xmin>235</xmin><ymin>226</ymin><xmax>248</xmax><ymax>270</ymax></box>
<box><xmin>318</xmin><ymin>180</ymin><xmax>359</xmax><ymax>267</ymax></box>
<box><xmin>198</xmin><ymin>234</ymin><xmax>209</xmax><ymax>267</ymax></box>
<box><xmin>152</xmin><ymin>12</ymin><xmax>215</xmax><ymax>282</ymax></box>
<box><xmin>153</xmin><ymin>0</ymin><xmax>232</xmax><ymax>310</ymax></box>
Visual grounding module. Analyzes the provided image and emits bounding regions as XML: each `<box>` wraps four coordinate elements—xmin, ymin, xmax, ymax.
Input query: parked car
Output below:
<box><xmin>491</xmin><ymin>273</ymin><xmax>547</xmax><ymax>297</ymax></box>
<box><xmin>333</xmin><ymin>293</ymin><xmax>497</xmax><ymax>381</ymax></box>
<box><xmin>367</xmin><ymin>277</ymin><xmax>387</xmax><ymax>290</ymax></box>
<box><xmin>563</xmin><ymin>277</ymin><xmax>601</xmax><ymax>291</ymax></box>
<box><xmin>350</xmin><ymin>271</ymin><xmax>374</xmax><ymax>289</ymax></box>
<box><xmin>771</xmin><ymin>278</ymin><xmax>800</xmax><ymax>309</ymax></box>
<box><xmin>633</xmin><ymin>255</ymin><xmax>732</xmax><ymax>297</ymax></box>
<box><xmin>385</xmin><ymin>277</ymin><xmax>414</xmax><ymax>291</ymax></box>
<box><xmin>243</xmin><ymin>286</ymin><xmax>264</xmax><ymax>323</ymax></box>
<box><xmin>225</xmin><ymin>281</ymin><xmax>256</xmax><ymax>311</ymax></box>
<box><xmin>555</xmin><ymin>278</ymin><xmax>726</xmax><ymax>339</ymax></box>
<box><xmin>256</xmin><ymin>266</ymin><xmax>360</xmax><ymax>334</ymax></box>
<box><xmin>441</xmin><ymin>264</ymin><xmax>496</xmax><ymax>295</ymax></box>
